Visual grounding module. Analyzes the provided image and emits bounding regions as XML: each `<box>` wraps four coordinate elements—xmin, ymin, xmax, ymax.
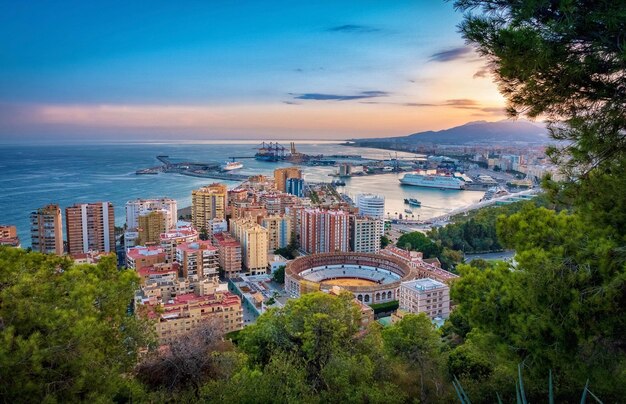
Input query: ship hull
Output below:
<box><xmin>400</xmin><ymin>175</ymin><xmax>465</xmax><ymax>190</ymax></box>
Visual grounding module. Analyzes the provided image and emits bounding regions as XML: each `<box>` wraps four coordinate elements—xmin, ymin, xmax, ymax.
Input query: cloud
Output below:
<box><xmin>282</xmin><ymin>101</ymin><xmax>301</xmax><ymax>105</ymax></box>
<box><xmin>327</xmin><ymin>24</ymin><xmax>381</xmax><ymax>34</ymax></box>
<box><xmin>473</xmin><ymin>66</ymin><xmax>490</xmax><ymax>79</ymax></box>
<box><xmin>429</xmin><ymin>46</ymin><xmax>472</xmax><ymax>62</ymax></box>
<box><xmin>480</xmin><ymin>107</ymin><xmax>506</xmax><ymax>114</ymax></box>
<box><xmin>444</xmin><ymin>99</ymin><xmax>479</xmax><ymax>107</ymax></box>
<box><xmin>291</xmin><ymin>91</ymin><xmax>389</xmax><ymax>101</ymax></box>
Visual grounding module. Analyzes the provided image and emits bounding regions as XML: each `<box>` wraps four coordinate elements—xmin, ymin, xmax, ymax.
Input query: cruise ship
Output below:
<box><xmin>399</xmin><ymin>173</ymin><xmax>466</xmax><ymax>190</ymax></box>
<box><xmin>221</xmin><ymin>161</ymin><xmax>243</xmax><ymax>171</ymax></box>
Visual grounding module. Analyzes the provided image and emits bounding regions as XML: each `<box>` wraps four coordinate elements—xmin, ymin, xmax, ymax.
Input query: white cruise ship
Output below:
<box><xmin>221</xmin><ymin>161</ymin><xmax>243</xmax><ymax>171</ymax></box>
<box><xmin>399</xmin><ymin>173</ymin><xmax>466</xmax><ymax>190</ymax></box>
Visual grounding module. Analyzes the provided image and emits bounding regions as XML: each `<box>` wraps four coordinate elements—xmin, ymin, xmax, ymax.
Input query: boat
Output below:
<box><xmin>221</xmin><ymin>161</ymin><xmax>243</xmax><ymax>171</ymax></box>
<box><xmin>400</xmin><ymin>173</ymin><xmax>466</xmax><ymax>190</ymax></box>
<box><xmin>407</xmin><ymin>198</ymin><xmax>422</xmax><ymax>207</ymax></box>
<box><xmin>331</xmin><ymin>179</ymin><xmax>346</xmax><ymax>186</ymax></box>
<box><xmin>404</xmin><ymin>209</ymin><xmax>413</xmax><ymax>214</ymax></box>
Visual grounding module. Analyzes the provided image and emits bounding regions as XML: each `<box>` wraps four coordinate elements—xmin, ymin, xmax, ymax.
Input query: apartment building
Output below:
<box><xmin>0</xmin><ymin>225</ymin><xmax>20</xmax><ymax>247</ymax></box>
<box><xmin>191</xmin><ymin>183</ymin><xmax>227</xmax><ymax>230</ymax></box>
<box><xmin>299</xmin><ymin>208</ymin><xmax>350</xmax><ymax>254</ymax></box>
<box><xmin>30</xmin><ymin>204</ymin><xmax>63</xmax><ymax>255</ymax></box>
<box><xmin>65</xmin><ymin>202</ymin><xmax>115</xmax><ymax>254</ymax></box>
<box><xmin>159</xmin><ymin>225</ymin><xmax>198</xmax><ymax>263</ymax></box>
<box><xmin>126</xmin><ymin>245</ymin><xmax>167</xmax><ymax>270</ymax></box>
<box><xmin>176</xmin><ymin>240</ymin><xmax>219</xmax><ymax>281</ymax></box>
<box><xmin>398</xmin><ymin>278</ymin><xmax>450</xmax><ymax>319</ymax></box>
<box><xmin>274</xmin><ymin>167</ymin><xmax>302</xmax><ymax>192</ymax></box>
<box><xmin>230</xmin><ymin>218</ymin><xmax>268</xmax><ymax>275</ymax></box>
<box><xmin>125</xmin><ymin>198</ymin><xmax>177</xmax><ymax>231</ymax></box>
<box><xmin>137</xmin><ymin>210</ymin><xmax>167</xmax><ymax>245</ymax></box>
<box><xmin>213</xmin><ymin>232</ymin><xmax>242</xmax><ymax>279</ymax></box>
<box><xmin>261</xmin><ymin>214</ymin><xmax>292</xmax><ymax>251</ymax></box>
<box><xmin>356</xmin><ymin>194</ymin><xmax>385</xmax><ymax>219</ymax></box>
<box><xmin>349</xmin><ymin>215</ymin><xmax>383</xmax><ymax>254</ymax></box>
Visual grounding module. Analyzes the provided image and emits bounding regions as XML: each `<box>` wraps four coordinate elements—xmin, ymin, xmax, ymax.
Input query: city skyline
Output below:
<box><xmin>0</xmin><ymin>1</ymin><xmax>506</xmax><ymax>143</ymax></box>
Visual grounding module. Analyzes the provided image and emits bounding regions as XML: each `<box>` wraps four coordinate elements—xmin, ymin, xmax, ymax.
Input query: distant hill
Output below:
<box><xmin>352</xmin><ymin>120</ymin><xmax>550</xmax><ymax>145</ymax></box>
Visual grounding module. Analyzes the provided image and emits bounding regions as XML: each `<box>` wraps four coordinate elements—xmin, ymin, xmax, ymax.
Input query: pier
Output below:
<box><xmin>136</xmin><ymin>156</ymin><xmax>249</xmax><ymax>181</ymax></box>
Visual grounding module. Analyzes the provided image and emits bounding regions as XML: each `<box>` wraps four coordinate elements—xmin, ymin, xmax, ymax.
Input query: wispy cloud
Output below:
<box><xmin>429</xmin><ymin>46</ymin><xmax>472</xmax><ymax>62</ymax></box>
<box><xmin>327</xmin><ymin>24</ymin><xmax>381</xmax><ymax>34</ymax></box>
<box><xmin>473</xmin><ymin>66</ymin><xmax>490</xmax><ymax>79</ymax></box>
<box><xmin>291</xmin><ymin>91</ymin><xmax>389</xmax><ymax>101</ymax></box>
<box><xmin>444</xmin><ymin>99</ymin><xmax>478</xmax><ymax>108</ymax></box>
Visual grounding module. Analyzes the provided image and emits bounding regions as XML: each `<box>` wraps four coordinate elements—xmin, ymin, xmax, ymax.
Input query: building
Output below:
<box><xmin>381</xmin><ymin>246</ymin><xmax>459</xmax><ymax>284</ymax></box>
<box><xmin>299</xmin><ymin>209</ymin><xmax>350</xmax><ymax>254</ymax></box>
<box><xmin>126</xmin><ymin>245</ymin><xmax>167</xmax><ymax>270</ymax></box>
<box><xmin>125</xmin><ymin>198</ymin><xmax>177</xmax><ymax>231</ymax></box>
<box><xmin>349</xmin><ymin>215</ymin><xmax>383</xmax><ymax>254</ymax></box>
<box><xmin>207</xmin><ymin>218</ymin><xmax>228</xmax><ymax>238</ymax></box>
<box><xmin>286</xmin><ymin>178</ymin><xmax>305</xmax><ymax>197</ymax></box>
<box><xmin>30</xmin><ymin>204</ymin><xmax>63</xmax><ymax>255</ymax></box>
<box><xmin>137</xmin><ymin>210</ymin><xmax>167</xmax><ymax>245</ymax></box>
<box><xmin>213</xmin><ymin>232</ymin><xmax>242</xmax><ymax>279</ymax></box>
<box><xmin>356</xmin><ymin>194</ymin><xmax>385</xmax><ymax>219</ymax></box>
<box><xmin>141</xmin><ymin>281</ymin><xmax>243</xmax><ymax>345</ymax></box>
<box><xmin>274</xmin><ymin>167</ymin><xmax>302</xmax><ymax>192</ymax></box>
<box><xmin>159</xmin><ymin>225</ymin><xmax>199</xmax><ymax>263</ymax></box>
<box><xmin>261</xmin><ymin>214</ymin><xmax>292</xmax><ymax>251</ymax></box>
<box><xmin>398</xmin><ymin>278</ymin><xmax>450</xmax><ymax>319</ymax></box>
<box><xmin>65</xmin><ymin>202</ymin><xmax>115</xmax><ymax>254</ymax></box>
<box><xmin>176</xmin><ymin>240</ymin><xmax>219</xmax><ymax>281</ymax></box>
<box><xmin>191</xmin><ymin>183</ymin><xmax>227</xmax><ymax>230</ymax></box>
<box><xmin>0</xmin><ymin>225</ymin><xmax>20</xmax><ymax>247</ymax></box>
<box><xmin>230</xmin><ymin>218</ymin><xmax>268</xmax><ymax>275</ymax></box>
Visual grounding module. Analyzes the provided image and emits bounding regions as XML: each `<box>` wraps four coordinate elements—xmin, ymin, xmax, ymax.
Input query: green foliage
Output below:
<box><xmin>396</xmin><ymin>231</ymin><xmax>441</xmax><ymax>258</ymax></box>
<box><xmin>272</xmin><ymin>265</ymin><xmax>286</xmax><ymax>284</ymax></box>
<box><xmin>0</xmin><ymin>247</ymin><xmax>153</xmax><ymax>402</ymax></box>
<box><xmin>380</xmin><ymin>235</ymin><xmax>391</xmax><ymax>249</ymax></box>
<box><xmin>275</xmin><ymin>242</ymin><xmax>299</xmax><ymax>259</ymax></box>
<box><xmin>429</xmin><ymin>200</ymin><xmax>535</xmax><ymax>253</ymax></box>
<box><xmin>369</xmin><ymin>300</ymin><xmax>399</xmax><ymax>314</ymax></box>
<box><xmin>454</xmin><ymin>0</ymin><xmax>626</xmax><ymax>172</ymax></box>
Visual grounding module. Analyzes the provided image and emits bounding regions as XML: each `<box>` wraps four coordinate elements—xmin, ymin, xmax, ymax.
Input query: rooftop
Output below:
<box><xmin>402</xmin><ymin>278</ymin><xmax>447</xmax><ymax>291</ymax></box>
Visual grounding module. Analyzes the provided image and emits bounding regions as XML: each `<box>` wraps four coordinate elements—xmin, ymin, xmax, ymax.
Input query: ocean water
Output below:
<box><xmin>0</xmin><ymin>141</ymin><xmax>484</xmax><ymax>246</ymax></box>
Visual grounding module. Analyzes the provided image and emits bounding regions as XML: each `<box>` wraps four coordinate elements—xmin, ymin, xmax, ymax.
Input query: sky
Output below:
<box><xmin>0</xmin><ymin>0</ymin><xmax>506</xmax><ymax>143</ymax></box>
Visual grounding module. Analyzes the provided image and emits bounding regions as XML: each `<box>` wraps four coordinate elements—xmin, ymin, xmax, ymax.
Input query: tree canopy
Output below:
<box><xmin>0</xmin><ymin>248</ymin><xmax>152</xmax><ymax>402</ymax></box>
<box><xmin>455</xmin><ymin>0</ymin><xmax>626</xmax><ymax>172</ymax></box>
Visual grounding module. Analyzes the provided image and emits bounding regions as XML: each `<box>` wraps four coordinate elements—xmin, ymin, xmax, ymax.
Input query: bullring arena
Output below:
<box><xmin>285</xmin><ymin>252</ymin><xmax>418</xmax><ymax>305</ymax></box>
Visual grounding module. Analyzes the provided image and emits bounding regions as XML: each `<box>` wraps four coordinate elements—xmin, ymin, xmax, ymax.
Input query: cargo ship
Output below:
<box><xmin>221</xmin><ymin>161</ymin><xmax>243</xmax><ymax>171</ymax></box>
<box><xmin>400</xmin><ymin>173</ymin><xmax>466</xmax><ymax>190</ymax></box>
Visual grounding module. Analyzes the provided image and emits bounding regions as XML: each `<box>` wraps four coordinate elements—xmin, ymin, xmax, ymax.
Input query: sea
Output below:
<box><xmin>0</xmin><ymin>141</ymin><xmax>485</xmax><ymax>247</ymax></box>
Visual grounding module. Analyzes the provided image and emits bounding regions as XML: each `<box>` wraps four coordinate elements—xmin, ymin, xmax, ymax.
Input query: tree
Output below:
<box><xmin>0</xmin><ymin>248</ymin><xmax>153</xmax><ymax>402</ymax></box>
<box><xmin>396</xmin><ymin>231</ymin><xmax>442</xmax><ymax>258</ymax></box>
<box><xmin>454</xmin><ymin>0</ymin><xmax>626</xmax><ymax>173</ymax></box>
<box><xmin>382</xmin><ymin>313</ymin><xmax>447</xmax><ymax>401</ymax></box>
<box><xmin>272</xmin><ymin>265</ymin><xmax>285</xmax><ymax>284</ymax></box>
<box><xmin>380</xmin><ymin>235</ymin><xmax>391</xmax><ymax>249</ymax></box>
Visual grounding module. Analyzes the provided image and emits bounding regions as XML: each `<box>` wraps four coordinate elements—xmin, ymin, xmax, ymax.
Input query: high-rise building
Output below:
<box><xmin>0</xmin><ymin>225</ymin><xmax>20</xmax><ymax>247</ymax></box>
<box><xmin>349</xmin><ymin>215</ymin><xmax>383</xmax><ymax>254</ymax></box>
<box><xmin>213</xmin><ymin>232</ymin><xmax>242</xmax><ymax>278</ymax></box>
<box><xmin>299</xmin><ymin>209</ymin><xmax>350</xmax><ymax>254</ymax></box>
<box><xmin>230</xmin><ymin>218</ymin><xmax>268</xmax><ymax>275</ymax></box>
<box><xmin>137</xmin><ymin>210</ymin><xmax>167</xmax><ymax>245</ymax></box>
<box><xmin>398</xmin><ymin>278</ymin><xmax>450</xmax><ymax>319</ymax></box>
<box><xmin>125</xmin><ymin>198</ymin><xmax>177</xmax><ymax>231</ymax></box>
<box><xmin>286</xmin><ymin>178</ymin><xmax>305</xmax><ymax>197</ymax></box>
<box><xmin>356</xmin><ymin>194</ymin><xmax>385</xmax><ymax>219</ymax></box>
<box><xmin>261</xmin><ymin>214</ymin><xmax>292</xmax><ymax>251</ymax></box>
<box><xmin>30</xmin><ymin>204</ymin><xmax>63</xmax><ymax>255</ymax></box>
<box><xmin>274</xmin><ymin>167</ymin><xmax>302</xmax><ymax>192</ymax></box>
<box><xmin>65</xmin><ymin>202</ymin><xmax>115</xmax><ymax>254</ymax></box>
<box><xmin>176</xmin><ymin>240</ymin><xmax>219</xmax><ymax>281</ymax></box>
<box><xmin>192</xmin><ymin>183</ymin><xmax>227</xmax><ymax>230</ymax></box>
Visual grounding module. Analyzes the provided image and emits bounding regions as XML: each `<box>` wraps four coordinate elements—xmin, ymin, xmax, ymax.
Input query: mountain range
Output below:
<box><xmin>352</xmin><ymin>120</ymin><xmax>550</xmax><ymax>145</ymax></box>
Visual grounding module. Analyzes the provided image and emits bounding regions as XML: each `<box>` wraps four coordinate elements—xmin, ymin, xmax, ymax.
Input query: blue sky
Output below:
<box><xmin>0</xmin><ymin>1</ymin><xmax>505</xmax><ymax>142</ymax></box>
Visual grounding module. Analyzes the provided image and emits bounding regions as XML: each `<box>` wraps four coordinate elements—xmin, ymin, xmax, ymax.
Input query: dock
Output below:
<box><xmin>136</xmin><ymin>156</ymin><xmax>248</xmax><ymax>182</ymax></box>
